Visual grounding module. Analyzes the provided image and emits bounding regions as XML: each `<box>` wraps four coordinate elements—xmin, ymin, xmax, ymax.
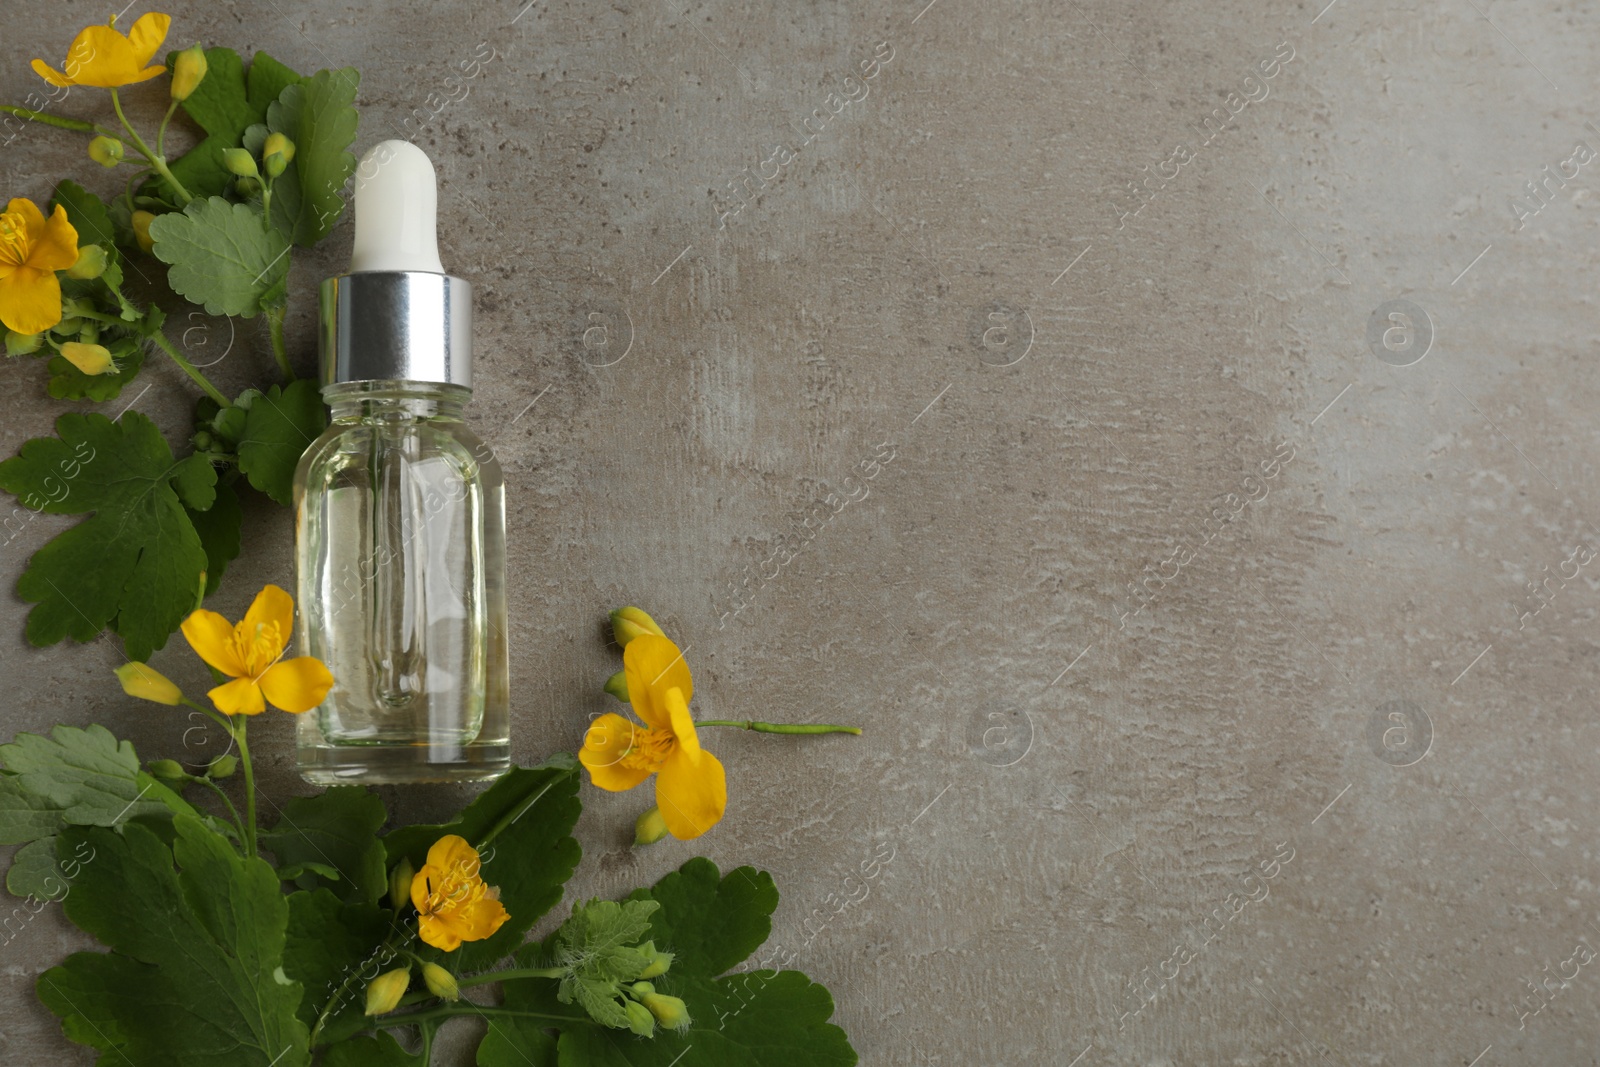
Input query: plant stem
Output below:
<box><xmin>147</xmin><ymin>329</ymin><xmax>230</xmax><ymax>407</ymax></box>
<box><xmin>189</xmin><ymin>773</ymin><xmax>246</xmax><ymax>848</ymax></box>
<box><xmin>265</xmin><ymin>303</ymin><xmax>292</xmax><ymax>381</ymax></box>
<box><xmin>457</xmin><ymin>967</ymin><xmax>566</xmax><ymax>988</ymax></box>
<box><xmin>109</xmin><ymin>89</ymin><xmax>191</xmax><ymax>206</ymax></box>
<box><xmin>695</xmin><ymin>720</ymin><xmax>863</xmax><ymax>735</ymax></box>
<box><xmin>0</xmin><ymin>105</ymin><xmax>99</xmax><ymax>133</ymax></box>
<box><xmin>232</xmin><ymin>717</ymin><xmax>257</xmax><ymax>858</ymax></box>
<box><xmin>156</xmin><ymin>99</ymin><xmax>178</xmax><ymax>157</ymax></box>
<box><xmin>377</xmin><ymin>1005</ymin><xmax>588</xmax><ymax>1029</ymax></box>
<box><xmin>473</xmin><ymin>768</ymin><xmax>572</xmax><ymax>852</ymax></box>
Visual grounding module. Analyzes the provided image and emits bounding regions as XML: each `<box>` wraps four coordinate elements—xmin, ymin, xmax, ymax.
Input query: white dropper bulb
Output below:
<box><xmin>349</xmin><ymin>140</ymin><xmax>445</xmax><ymax>273</ymax></box>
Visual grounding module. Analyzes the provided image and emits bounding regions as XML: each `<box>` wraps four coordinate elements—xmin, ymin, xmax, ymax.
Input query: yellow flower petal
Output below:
<box><xmin>623</xmin><ymin>634</ymin><xmax>692</xmax><ymax>731</ymax></box>
<box><xmin>579</xmin><ymin>713</ymin><xmax>653</xmax><ymax>792</ymax></box>
<box><xmin>417</xmin><ymin>913</ymin><xmax>464</xmax><ymax>953</ymax></box>
<box><xmin>60</xmin><ymin>342</ymin><xmax>115</xmax><ymax>376</ymax></box>
<box><xmin>663</xmin><ymin>687</ymin><xmax>701</xmax><ymax>766</ymax></box>
<box><xmin>34</xmin><ymin>203</ymin><xmax>80</xmax><ymax>273</ymax></box>
<box><xmin>258</xmin><ymin>656</ymin><xmax>333</xmax><ymax>713</ymax></box>
<box><xmin>422</xmin><ymin>834</ymin><xmax>481</xmax><ymax>881</ymax></box>
<box><xmin>238</xmin><ymin>583</ymin><xmax>294</xmax><ymax>673</ymax></box>
<box><xmin>655</xmin><ymin>747</ymin><xmax>726</xmax><ymax>840</ymax></box>
<box><xmin>0</xmin><ymin>266</ymin><xmax>61</xmax><ymax>336</ymax></box>
<box><xmin>181</xmin><ymin>608</ymin><xmax>248</xmax><ymax>677</ymax></box>
<box><xmin>114</xmin><ymin>662</ymin><xmax>183</xmax><ymax>705</ymax></box>
<box><xmin>30</xmin><ymin>59</ymin><xmax>73</xmax><ymax>88</ymax></box>
<box><xmin>208</xmin><ymin>676</ymin><xmax>265</xmax><ymax>716</ymax></box>
<box><xmin>32</xmin><ymin>16</ymin><xmax>171</xmax><ymax>90</ymax></box>
<box><xmin>125</xmin><ymin>13</ymin><xmax>172</xmax><ymax>69</ymax></box>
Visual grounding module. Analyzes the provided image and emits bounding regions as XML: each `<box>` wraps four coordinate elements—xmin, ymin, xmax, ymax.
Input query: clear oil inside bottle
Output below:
<box><xmin>294</xmin><ymin>380</ymin><xmax>509</xmax><ymax>783</ymax></box>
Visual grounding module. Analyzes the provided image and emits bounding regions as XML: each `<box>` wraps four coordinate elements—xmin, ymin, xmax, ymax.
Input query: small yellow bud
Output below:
<box><xmin>603</xmin><ymin>670</ymin><xmax>629</xmax><ymax>702</ymax></box>
<box><xmin>171</xmin><ymin>44</ymin><xmax>208</xmax><ymax>102</ymax></box>
<box><xmin>637</xmin><ymin>948</ymin><xmax>672</xmax><ymax>979</ymax></box>
<box><xmin>6</xmin><ymin>330</ymin><xmax>43</xmax><ymax>356</ymax></box>
<box><xmin>222</xmin><ymin>148</ymin><xmax>259</xmax><ymax>178</ymax></box>
<box><xmin>640</xmin><ymin>992</ymin><xmax>690</xmax><ymax>1030</ymax></box>
<box><xmin>88</xmin><ymin>136</ymin><xmax>125</xmax><ymax>168</ymax></box>
<box><xmin>67</xmin><ymin>244</ymin><xmax>107</xmax><ymax>281</ymax></box>
<box><xmin>421</xmin><ymin>962</ymin><xmax>459</xmax><ymax>1002</ymax></box>
<box><xmin>388</xmin><ymin>858</ymin><xmax>415</xmax><ymax>909</ymax></box>
<box><xmin>206</xmin><ymin>754</ymin><xmax>238</xmax><ymax>779</ymax></box>
<box><xmin>61</xmin><ymin>341</ymin><xmax>115</xmax><ymax>376</ymax></box>
<box><xmin>634</xmin><ymin>806</ymin><xmax>669</xmax><ymax>847</ymax></box>
<box><xmin>364</xmin><ymin>967</ymin><xmax>411</xmax><ymax>1016</ymax></box>
<box><xmin>624</xmin><ymin>998</ymin><xmax>655</xmax><ymax>1036</ymax></box>
<box><xmin>147</xmin><ymin>759</ymin><xmax>186</xmax><ymax>781</ymax></box>
<box><xmin>611</xmin><ymin>606</ymin><xmax>666</xmax><ymax>646</ymax></box>
<box><xmin>115</xmin><ymin>662</ymin><xmax>184</xmax><ymax>705</ymax></box>
<box><xmin>131</xmin><ymin>210</ymin><xmax>156</xmax><ymax>253</ymax></box>
<box><xmin>263</xmin><ymin>131</ymin><xmax>296</xmax><ymax>164</ymax></box>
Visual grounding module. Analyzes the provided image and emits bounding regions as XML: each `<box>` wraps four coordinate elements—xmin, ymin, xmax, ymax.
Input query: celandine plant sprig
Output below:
<box><xmin>0</xmin><ymin>10</ymin><xmax>363</xmax><ymax>666</ymax></box>
<box><xmin>582</xmin><ymin>606</ymin><xmax>862</xmax><ymax>843</ymax></box>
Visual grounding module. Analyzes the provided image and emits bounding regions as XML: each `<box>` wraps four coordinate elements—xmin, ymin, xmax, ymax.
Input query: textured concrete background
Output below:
<box><xmin>4</xmin><ymin>0</ymin><xmax>1600</xmax><ymax>1063</ymax></box>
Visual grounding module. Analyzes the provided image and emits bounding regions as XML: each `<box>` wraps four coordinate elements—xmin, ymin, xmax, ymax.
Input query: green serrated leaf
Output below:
<box><xmin>0</xmin><ymin>724</ymin><xmax>174</xmax><ymax>834</ymax></box>
<box><xmin>169</xmin><ymin>452</ymin><xmax>218</xmax><ymax>511</ymax></box>
<box><xmin>490</xmin><ymin>860</ymin><xmax>857</xmax><ymax>1067</ymax></box>
<box><xmin>236</xmin><ymin>378</ymin><xmax>326</xmax><ymax>506</ymax></box>
<box><xmin>324</xmin><ymin>1031</ymin><xmax>426</xmax><ymax>1067</ymax></box>
<box><xmin>46</xmin><ymin>337</ymin><xmax>145</xmax><ymax>402</ymax></box>
<box><xmin>383</xmin><ymin>755</ymin><xmax>582</xmax><ymax>972</ymax></box>
<box><xmin>260</xmin><ymin>786</ymin><xmax>388</xmax><ymax>904</ymax></box>
<box><xmin>627</xmin><ymin>858</ymin><xmax>778</xmax><ymax>976</ymax></box>
<box><xmin>267</xmin><ymin>68</ymin><xmax>361</xmax><ymax>246</ymax></box>
<box><xmin>248</xmin><ymin>53</ymin><xmax>308</xmax><ymax>114</ymax></box>
<box><xmin>188</xmin><ymin>480</ymin><xmax>242</xmax><ymax>595</ymax></box>
<box><xmin>149</xmin><ymin>197</ymin><xmax>290</xmax><ymax>319</ymax></box>
<box><xmin>281</xmin><ymin>888</ymin><xmax>390</xmax><ymax>1043</ymax></box>
<box><xmin>38</xmin><ymin>817</ymin><xmax>311</xmax><ymax>1066</ymax></box>
<box><xmin>50</xmin><ymin>180</ymin><xmax>118</xmax><ymax>254</ymax></box>
<box><xmin>0</xmin><ymin>411</ymin><xmax>211</xmax><ymax>658</ymax></box>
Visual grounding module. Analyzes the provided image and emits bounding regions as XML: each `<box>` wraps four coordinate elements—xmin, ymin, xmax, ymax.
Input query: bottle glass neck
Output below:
<box><xmin>324</xmin><ymin>380</ymin><xmax>470</xmax><ymax>423</ymax></box>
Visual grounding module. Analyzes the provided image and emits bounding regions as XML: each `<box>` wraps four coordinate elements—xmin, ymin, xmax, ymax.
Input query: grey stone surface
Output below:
<box><xmin>4</xmin><ymin>0</ymin><xmax>1600</xmax><ymax>1063</ymax></box>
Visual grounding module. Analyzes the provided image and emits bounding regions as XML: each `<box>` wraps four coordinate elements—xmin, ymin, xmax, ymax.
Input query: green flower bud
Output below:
<box><xmin>640</xmin><ymin>992</ymin><xmax>690</xmax><ymax>1031</ymax></box>
<box><xmin>66</xmin><ymin>244</ymin><xmax>108</xmax><ymax>280</ymax></box>
<box><xmin>192</xmin><ymin>430</ymin><xmax>216</xmax><ymax>452</ymax></box>
<box><xmin>421</xmin><ymin>962</ymin><xmax>460</xmax><ymax>1002</ymax></box>
<box><xmin>234</xmin><ymin>176</ymin><xmax>262</xmax><ymax>198</ymax></box>
<box><xmin>636</xmin><ymin>947</ymin><xmax>672</xmax><ymax>979</ymax></box>
<box><xmin>634</xmin><ymin>806</ymin><xmax>669</xmax><ymax>847</ymax></box>
<box><xmin>88</xmin><ymin>136</ymin><xmax>125</xmax><ymax>168</ymax></box>
<box><xmin>388</xmin><ymin>857</ymin><xmax>416</xmax><ymax>909</ymax></box>
<box><xmin>147</xmin><ymin>759</ymin><xmax>186</xmax><ymax>781</ymax></box>
<box><xmin>76</xmin><ymin>322</ymin><xmax>99</xmax><ymax>345</ymax></box>
<box><xmin>5</xmin><ymin>330</ymin><xmax>43</xmax><ymax>357</ymax></box>
<box><xmin>630</xmin><ymin>980</ymin><xmax>655</xmax><ymax>997</ymax></box>
<box><xmin>171</xmin><ymin>44</ymin><xmax>208</xmax><ymax>102</ymax></box>
<box><xmin>624</xmin><ymin>998</ymin><xmax>655</xmax><ymax>1036</ymax></box>
<box><xmin>51</xmin><ymin>317</ymin><xmax>83</xmax><ymax>336</ymax></box>
<box><xmin>603</xmin><ymin>669</ymin><xmax>629</xmax><ymax>702</ymax></box>
<box><xmin>611</xmin><ymin>606</ymin><xmax>666</xmax><ymax>646</ymax></box>
<box><xmin>206</xmin><ymin>754</ymin><xmax>238</xmax><ymax>779</ymax></box>
<box><xmin>364</xmin><ymin>967</ymin><xmax>411</xmax><ymax>1016</ymax></box>
<box><xmin>222</xmin><ymin>147</ymin><xmax>259</xmax><ymax>178</ymax></box>
<box><xmin>264</xmin><ymin>152</ymin><xmax>288</xmax><ymax>179</ymax></box>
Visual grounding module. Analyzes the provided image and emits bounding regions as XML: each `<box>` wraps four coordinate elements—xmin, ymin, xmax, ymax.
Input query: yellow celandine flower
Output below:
<box><xmin>0</xmin><ymin>199</ymin><xmax>79</xmax><ymax>336</ymax></box>
<box><xmin>410</xmin><ymin>834</ymin><xmax>510</xmax><ymax>952</ymax></box>
<box><xmin>180</xmin><ymin>584</ymin><xmax>333</xmax><ymax>716</ymax></box>
<box><xmin>60</xmin><ymin>341</ymin><xmax>114</xmax><ymax>376</ymax></box>
<box><xmin>130</xmin><ymin>210</ymin><xmax>156</xmax><ymax>253</ymax></box>
<box><xmin>31</xmin><ymin>13</ymin><xmax>172</xmax><ymax>89</ymax></box>
<box><xmin>580</xmin><ymin>634</ymin><xmax>727</xmax><ymax>840</ymax></box>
